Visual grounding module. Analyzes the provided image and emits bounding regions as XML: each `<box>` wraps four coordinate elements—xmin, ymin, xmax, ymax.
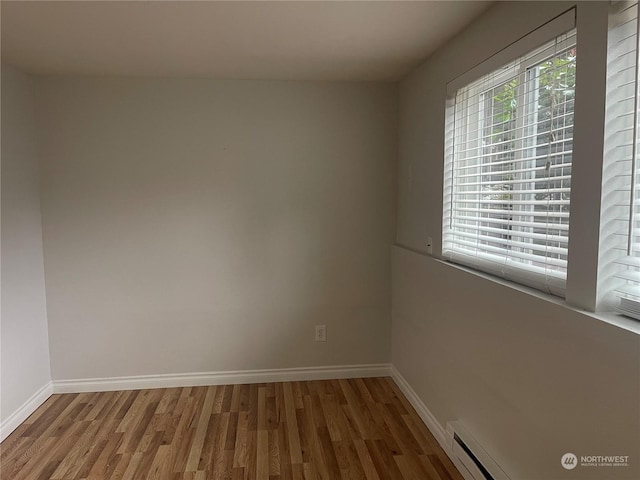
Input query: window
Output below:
<box><xmin>600</xmin><ymin>0</ymin><xmax>640</xmax><ymax>320</ymax></box>
<box><xmin>443</xmin><ymin>23</ymin><xmax>577</xmax><ymax>297</ymax></box>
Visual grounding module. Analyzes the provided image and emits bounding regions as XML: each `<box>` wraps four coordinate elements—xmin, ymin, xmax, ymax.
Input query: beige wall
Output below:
<box><xmin>1</xmin><ymin>65</ymin><xmax>52</xmax><ymax>424</ymax></box>
<box><xmin>394</xmin><ymin>2</ymin><xmax>640</xmax><ymax>480</ymax></box>
<box><xmin>36</xmin><ymin>77</ymin><xmax>397</xmax><ymax>380</ymax></box>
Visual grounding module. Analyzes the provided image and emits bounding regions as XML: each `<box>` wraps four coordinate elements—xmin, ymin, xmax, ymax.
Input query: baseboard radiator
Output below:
<box><xmin>446</xmin><ymin>422</ymin><xmax>510</xmax><ymax>480</ymax></box>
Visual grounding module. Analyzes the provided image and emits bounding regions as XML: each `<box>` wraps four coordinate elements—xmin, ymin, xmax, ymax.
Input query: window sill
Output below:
<box><xmin>419</xmin><ymin>251</ymin><xmax>640</xmax><ymax>336</ymax></box>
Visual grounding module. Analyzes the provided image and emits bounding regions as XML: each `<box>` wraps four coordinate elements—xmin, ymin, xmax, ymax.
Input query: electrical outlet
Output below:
<box><xmin>426</xmin><ymin>237</ymin><xmax>433</xmax><ymax>255</ymax></box>
<box><xmin>315</xmin><ymin>324</ymin><xmax>327</xmax><ymax>342</ymax></box>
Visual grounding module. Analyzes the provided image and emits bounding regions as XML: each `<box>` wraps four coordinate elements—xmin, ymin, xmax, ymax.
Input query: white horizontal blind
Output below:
<box><xmin>600</xmin><ymin>0</ymin><xmax>640</xmax><ymax>312</ymax></box>
<box><xmin>443</xmin><ymin>29</ymin><xmax>577</xmax><ymax>296</ymax></box>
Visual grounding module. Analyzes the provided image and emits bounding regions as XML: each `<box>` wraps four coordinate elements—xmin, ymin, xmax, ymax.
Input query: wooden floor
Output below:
<box><xmin>0</xmin><ymin>377</ymin><xmax>462</xmax><ymax>480</ymax></box>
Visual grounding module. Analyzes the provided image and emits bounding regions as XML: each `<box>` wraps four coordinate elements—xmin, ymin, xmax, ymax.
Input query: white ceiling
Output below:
<box><xmin>1</xmin><ymin>1</ymin><xmax>491</xmax><ymax>82</ymax></box>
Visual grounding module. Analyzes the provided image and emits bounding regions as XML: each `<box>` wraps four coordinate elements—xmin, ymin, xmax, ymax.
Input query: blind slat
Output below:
<box><xmin>449</xmin><ymin>231</ymin><xmax>568</xmax><ymax>255</ymax></box>
<box><xmin>452</xmin><ymin>214</ymin><xmax>570</xmax><ymax>231</ymax></box>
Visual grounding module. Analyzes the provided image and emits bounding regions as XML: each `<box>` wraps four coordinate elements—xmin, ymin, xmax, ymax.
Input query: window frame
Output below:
<box><xmin>598</xmin><ymin>0</ymin><xmax>640</xmax><ymax>319</ymax></box>
<box><xmin>434</xmin><ymin>4</ymin><xmax>640</xmax><ymax>324</ymax></box>
<box><xmin>442</xmin><ymin>28</ymin><xmax>577</xmax><ymax>297</ymax></box>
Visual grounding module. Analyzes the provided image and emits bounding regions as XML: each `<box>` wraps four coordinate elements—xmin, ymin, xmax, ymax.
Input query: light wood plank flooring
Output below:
<box><xmin>0</xmin><ymin>377</ymin><xmax>462</xmax><ymax>480</ymax></box>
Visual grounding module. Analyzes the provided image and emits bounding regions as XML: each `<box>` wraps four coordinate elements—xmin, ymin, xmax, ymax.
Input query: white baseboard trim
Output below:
<box><xmin>389</xmin><ymin>365</ymin><xmax>449</xmax><ymax>449</ymax></box>
<box><xmin>0</xmin><ymin>381</ymin><xmax>53</xmax><ymax>442</ymax></box>
<box><xmin>53</xmin><ymin>363</ymin><xmax>392</xmax><ymax>394</ymax></box>
<box><xmin>390</xmin><ymin>366</ymin><xmax>477</xmax><ymax>480</ymax></box>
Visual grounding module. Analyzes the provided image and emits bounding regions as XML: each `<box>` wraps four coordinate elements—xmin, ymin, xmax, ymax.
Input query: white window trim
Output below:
<box><xmin>446</xmin><ymin>10</ymin><xmax>577</xmax><ymax>95</ymax></box>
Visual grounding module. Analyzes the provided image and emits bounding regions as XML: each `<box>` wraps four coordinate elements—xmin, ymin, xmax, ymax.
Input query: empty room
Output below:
<box><xmin>1</xmin><ymin>1</ymin><xmax>639</xmax><ymax>479</ymax></box>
